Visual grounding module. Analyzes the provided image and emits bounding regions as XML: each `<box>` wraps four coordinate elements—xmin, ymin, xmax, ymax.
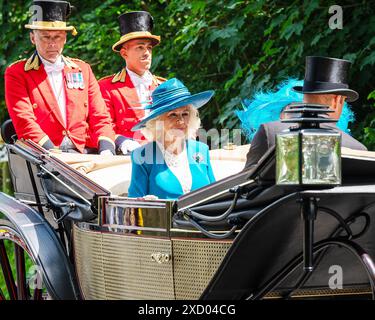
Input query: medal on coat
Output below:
<box><xmin>74</xmin><ymin>72</ymin><xmax>81</xmax><ymax>89</ymax></box>
<box><xmin>66</xmin><ymin>73</ymin><xmax>74</xmax><ymax>89</ymax></box>
<box><xmin>77</xmin><ymin>72</ymin><xmax>85</xmax><ymax>89</ymax></box>
<box><xmin>65</xmin><ymin>72</ymin><xmax>85</xmax><ymax>89</ymax></box>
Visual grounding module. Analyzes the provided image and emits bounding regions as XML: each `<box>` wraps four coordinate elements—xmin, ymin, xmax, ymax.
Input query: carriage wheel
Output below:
<box><xmin>0</xmin><ymin>219</ymin><xmax>46</xmax><ymax>300</ymax></box>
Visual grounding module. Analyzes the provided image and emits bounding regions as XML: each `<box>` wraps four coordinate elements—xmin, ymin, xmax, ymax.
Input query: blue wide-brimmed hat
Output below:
<box><xmin>131</xmin><ymin>78</ymin><xmax>215</xmax><ymax>131</ymax></box>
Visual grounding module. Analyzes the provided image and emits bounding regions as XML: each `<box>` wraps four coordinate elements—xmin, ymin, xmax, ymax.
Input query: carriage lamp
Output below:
<box><xmin>276</xmin><ymin>103</ymin><xmax>342</xmax><ymax>186</ymax></box>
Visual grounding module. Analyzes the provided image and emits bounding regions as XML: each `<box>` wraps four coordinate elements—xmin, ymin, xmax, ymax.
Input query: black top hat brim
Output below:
<box><xmin>293</xmin><ymin>86</ymin><xmax>359</xmax><ymax>102</ymax></box>
<box><xmin>112</xmin><ymin>33</ymin><xmax>160</xmax><ymax>52</ymax></box>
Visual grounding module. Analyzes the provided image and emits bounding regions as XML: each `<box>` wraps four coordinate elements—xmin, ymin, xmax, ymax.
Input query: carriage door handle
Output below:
<box><xmin>151</xmin><ymin>252</ymin><xmax>171</xmax><ymax>264</ymax></box>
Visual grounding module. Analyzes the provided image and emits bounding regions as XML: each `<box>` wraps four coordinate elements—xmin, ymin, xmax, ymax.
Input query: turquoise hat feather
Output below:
<box><xmin>236</xmin><ymin>78</ymin><xmax>355</xmax><ymax>141</ymax></box>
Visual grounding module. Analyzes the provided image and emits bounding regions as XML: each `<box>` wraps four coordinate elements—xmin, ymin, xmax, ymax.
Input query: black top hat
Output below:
<box><xmin>25</xmin><ymin>0</ymin><xmax>77</xmax><ymax>35</ymax></box>
<box><xmin>112</xmin><ymin>11</ymin><xmax>160</xmax><ymax>52</ymax></box>
<box><xmin>293</xmin><ymin>56</ymin><xmax>359</xmax><ymax>102</ymax></box>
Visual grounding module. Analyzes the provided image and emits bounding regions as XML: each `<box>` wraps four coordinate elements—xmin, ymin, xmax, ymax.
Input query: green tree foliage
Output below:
<box><xmin>1</xmin><ymin>0</ymin><xmax>375</xmax><ymax>148</ymax></box>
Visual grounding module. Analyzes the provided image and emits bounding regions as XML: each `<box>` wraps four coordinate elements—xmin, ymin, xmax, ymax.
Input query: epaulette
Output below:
<box><xmin>62</xmin><ymin>56</ymin><xmax>80</xmax><ymax>69</ymax></box>
<box><xmin>7</xmin><ymin>58</ymin><xmax>27</xmax><ymax>69</ymax></box>
<box><xmin>112</xmin><ymin>68</ymin><xmax>126</xmax><ymax>83</ymax></box>
<box><xmin>98</xmin><ymin>74</ymin><xmax>115</xmax><ymax>82</ymax></box>
<box><xmin>153</xmin><ymin>75</ymin><xmax>167</xmax><ymax>85</ymax></box>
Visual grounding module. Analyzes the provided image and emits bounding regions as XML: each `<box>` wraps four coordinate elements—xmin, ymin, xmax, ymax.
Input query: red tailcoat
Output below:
<box><xmin>5</xmin><ymin>53</ymin><xmax>115</xmax><ymax>153</ymax></box>
<box><xmin>99</xmin><ymin>69</ymin><xmax>165</xmax><ymax>140</ymax></box>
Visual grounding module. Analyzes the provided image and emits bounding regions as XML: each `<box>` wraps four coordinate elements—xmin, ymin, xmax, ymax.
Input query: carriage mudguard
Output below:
<box><xmin>0</xmin><ymin>192</ymin><xmax>80</xmax><ymax>300</ymax></box>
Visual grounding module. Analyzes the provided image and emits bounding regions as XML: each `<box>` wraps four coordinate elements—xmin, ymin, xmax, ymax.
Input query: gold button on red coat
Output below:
<box><xmin>62</xmin><ymin>130</ymin><xmax>67</xmax><ymax>135</ymax></box>
<box><xmin>119</xmin><ymin>109</ymin><xmax>123</xmax><ymax>114</ymax></box>
<box><xmin>32</xmin><ymin>103</ymin><xmax>37</xmax><ymax>109</ymax></box>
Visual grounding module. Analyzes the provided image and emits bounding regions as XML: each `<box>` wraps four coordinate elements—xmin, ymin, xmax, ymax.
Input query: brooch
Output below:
<box><xmin>192</xmin><ymin>152</ymin><xmax>204</xmax><ymax>164</ymax></box>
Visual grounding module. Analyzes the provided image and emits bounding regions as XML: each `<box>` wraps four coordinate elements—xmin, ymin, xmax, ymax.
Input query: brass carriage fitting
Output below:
<box><xmin>151</xmin><ymin>252</ymin><xmax>171</xmax><ymax>264</ymax></box>
<box><xmin>223</xmin><ymin>143</ymin><xmax>236</xmax><ymax>150</ymax></box>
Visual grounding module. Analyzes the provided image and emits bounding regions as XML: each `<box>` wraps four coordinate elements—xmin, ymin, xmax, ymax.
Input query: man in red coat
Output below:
<box><xmin>5</xmin><ymin>0</ymin><xmax>116</xmax><ymax>154</ymax></box>
<box><xmin>99</xmin><ymin>11</ymin><xmax>165</xmax><ymax>155</ymax></box>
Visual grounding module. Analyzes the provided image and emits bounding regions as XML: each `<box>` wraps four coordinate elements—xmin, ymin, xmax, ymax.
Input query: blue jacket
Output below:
<box><xmin>128</xmin><ymin>140</ymin><xmax>216</xmax><ymax>199</ymax></box>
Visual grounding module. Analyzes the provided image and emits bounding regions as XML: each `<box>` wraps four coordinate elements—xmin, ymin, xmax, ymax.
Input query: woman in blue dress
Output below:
<box><xmin>128</xmin><ymin>78</ymin><xmax>216</xmax><ymax>199</ymax></box>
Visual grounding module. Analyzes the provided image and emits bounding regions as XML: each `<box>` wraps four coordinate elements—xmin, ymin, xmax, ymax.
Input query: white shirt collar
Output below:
<box><xmin>126</xmin><ymin>67</ymin><xmax>153</xmax><ymax>87</ymax></box>
<box><xmin>40</xmin><ymin>55</ymin><xmax>65</xmax><ymax>73</ymax></box>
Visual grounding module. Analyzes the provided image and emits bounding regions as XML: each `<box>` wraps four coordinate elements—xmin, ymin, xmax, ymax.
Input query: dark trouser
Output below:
<box><xmin>59</xmin><ymin>136</ymin><xmax>98</xmax><ymax>154</ymax></box>
<box><xmin>62</xmin><ymin>147</ymin><xmax>98</xmax><ymax>154</ymax></box>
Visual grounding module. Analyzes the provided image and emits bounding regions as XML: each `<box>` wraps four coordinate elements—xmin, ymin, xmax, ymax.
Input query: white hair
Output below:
<box><xmin>141</xmin><ymin>105</ymin><xmax>201</xmax><ymax>141</ymax></box>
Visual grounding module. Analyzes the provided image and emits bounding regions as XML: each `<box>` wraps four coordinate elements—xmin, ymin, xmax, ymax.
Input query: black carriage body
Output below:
<box><xmin>2</xmin><ymin>139</ymin><xmax>375</xmax><ymax>300</ymax></box>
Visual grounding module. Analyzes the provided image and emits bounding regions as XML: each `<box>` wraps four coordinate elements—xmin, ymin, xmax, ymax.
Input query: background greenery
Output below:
<box><xmin>1</xmin><ymin>0</ymin><xmax>375</xmax><ymax>148</ymax></box>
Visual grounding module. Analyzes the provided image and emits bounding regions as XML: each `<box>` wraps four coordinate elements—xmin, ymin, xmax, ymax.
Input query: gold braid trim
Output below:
<box><xmin>24</xmin><ymin>52</ymin><xmax>40</xmax><ymax>72</ymax></box>
<box><xmin>62</xmin><ymin>56</ymin><xmax>79</xmax><ymax>69</ymax></box>
<box><xmin>153</xmin><ymin>75</ymin><xmax>167</xmax><ymax>85</ymax></box>
<box><xmin>111</xmin><ymin>68</ymin><xmax>127</xmax><ymax>83</ymax></box>
<box><xmin>7</xmin><ymin>58</ymin><xmax>27</xmax><ymax>69</ymax></box>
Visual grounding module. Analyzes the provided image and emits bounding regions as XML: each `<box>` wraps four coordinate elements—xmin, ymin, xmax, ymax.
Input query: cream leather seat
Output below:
<box><xmin>50</xmin><ymin>144</ymin><xmax>250</xmax><ymax>196</ymax></box>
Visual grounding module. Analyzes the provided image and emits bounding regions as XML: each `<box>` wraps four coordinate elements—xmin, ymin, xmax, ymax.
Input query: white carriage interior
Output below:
<box><xmin>50</xmin><ymin>144</ymin><xmax>251</xmax><ymax>196</ymax></box>
<box><xmin>50</xmin><ymin>145</ymin><xmax>375</xmax><ymax>197</ymax></box>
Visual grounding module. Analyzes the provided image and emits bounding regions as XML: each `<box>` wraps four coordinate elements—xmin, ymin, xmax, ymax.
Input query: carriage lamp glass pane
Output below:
<box><xmin>276</xmin><ymin>134</ymin><xmax>299</xmax><ymax>185</ymax></box>
<box><xmin>302</xmin><ymin>134</ymin><xmax>341</xmax><ymax>185</ymax></box>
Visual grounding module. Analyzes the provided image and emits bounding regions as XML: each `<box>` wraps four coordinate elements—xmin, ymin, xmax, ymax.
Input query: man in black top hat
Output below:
<box><xmin>244</xmin><ymin>56</ymin><xmax>367</xmax><ymax>170</ymax></box>
<box><xmin>99</xmin><ymin>11</ymin><xmax>166</xmax><ymax>155</ymax></box>
<box><xmin>5</xmin><ymin>0</ymin><xmax>116</xmax><ymax>154</ymax></box>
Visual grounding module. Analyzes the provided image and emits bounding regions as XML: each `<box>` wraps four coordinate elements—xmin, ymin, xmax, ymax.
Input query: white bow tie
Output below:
<box><xmin>43</xmin><ymin>60</ymin><xmax>65</xmax><ymax>73</ymax></box>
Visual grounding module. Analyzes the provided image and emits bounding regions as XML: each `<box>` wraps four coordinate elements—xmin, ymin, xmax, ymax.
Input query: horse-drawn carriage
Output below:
<box><xmin>1</xmin><ymin>117</ymin><xmax>375</xmax><ymax>300</ymax></box>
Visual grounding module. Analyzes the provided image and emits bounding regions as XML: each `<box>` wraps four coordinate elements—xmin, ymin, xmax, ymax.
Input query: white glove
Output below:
<box><xmin>100</xmin><ymin>150</ymin><xmax>113</xmax><ymax>156</ymax></box>
<box><xmin>120</xmin><ymin>139</ymin><xmax>141</xmax><ymax>155</ymax></box>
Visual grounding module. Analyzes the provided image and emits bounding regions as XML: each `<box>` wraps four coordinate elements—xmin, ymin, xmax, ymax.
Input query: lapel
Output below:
<box><xmin>25</xmin><ymin>52</ymin><xmax>65</xmax><ymax>127</ymax></box>
<box><xmin>186</xmin><ymin>140</ymin><xmax>207</xmax><ymax>190</ymax></box>
<box><xmin>114</xmin><ymin>68</ymin><xmax>160</xmax><ymax>120</ymax></box>
<box><xmin>153</xmin><ymin>142</ymin><xmax>183</xmax><ymax>194</ymax></box>
<box><xmin>62</xmin><ymin>57</ymin><xmax>82</xmax><ymax>127</ymax></box>
<box><xmin>152</xmin><ymin>140</ymin><xmax>208</xmax><ymax>196</ymax></box>
<box><xmin>116</xmin><ymin>70</ymin><xmax>145</xmax><ymax>120</ymax></box>
<box><xmin>186</xmin><ymin>140</ymin><xmax>197</xmax><ymax>188</ymax></box>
